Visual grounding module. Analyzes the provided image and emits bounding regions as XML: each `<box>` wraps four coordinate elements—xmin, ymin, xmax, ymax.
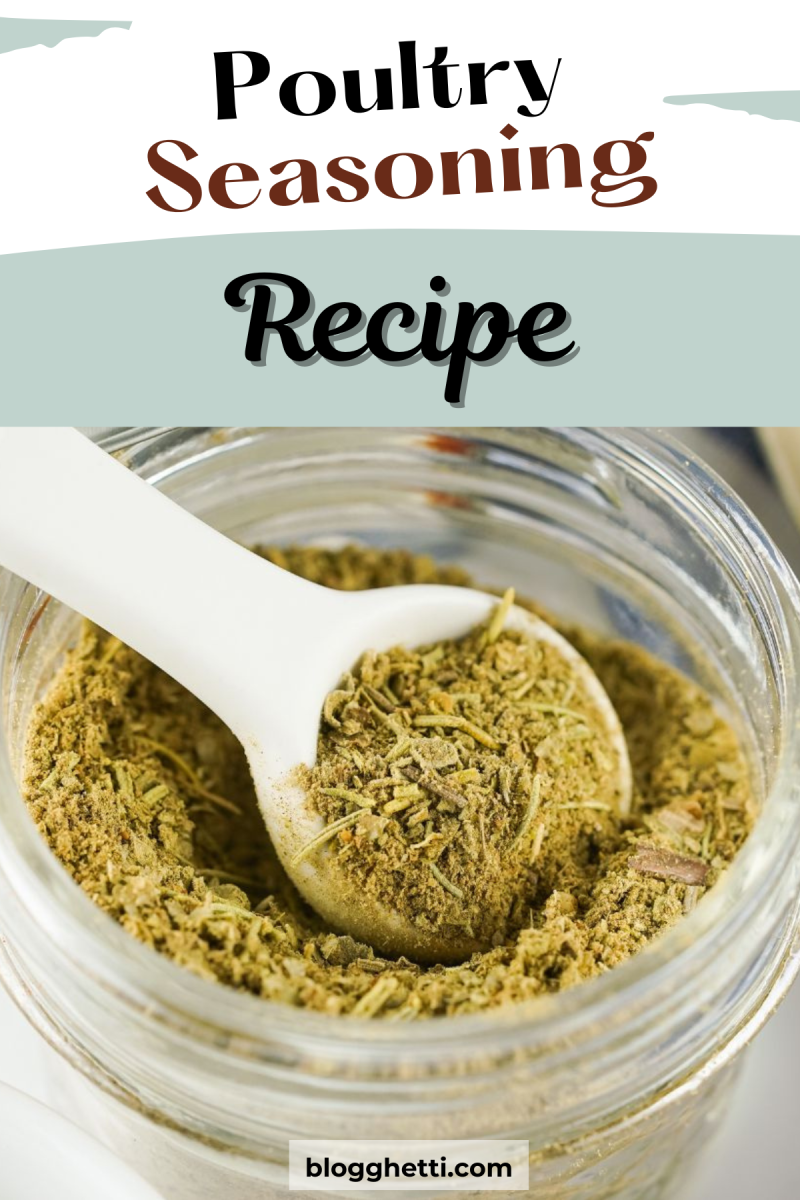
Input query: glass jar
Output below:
<box><xmin>0</xmin><ymin>427</ymin><xmax>799</xmax><ymax>1200</ymax></box>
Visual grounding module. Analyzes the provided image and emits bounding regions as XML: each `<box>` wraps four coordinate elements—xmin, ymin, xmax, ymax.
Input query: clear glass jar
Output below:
<box><xmin>1</xmin><ymin>427</ymin><xmax>799</xmax><ymax>1200</ymax></box>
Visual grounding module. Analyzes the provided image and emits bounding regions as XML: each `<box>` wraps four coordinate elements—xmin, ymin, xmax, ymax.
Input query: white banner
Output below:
<box><xmin>2</xmin><ymin>0</ymin><xmax>799</xmax><ymax>253</ymax></box>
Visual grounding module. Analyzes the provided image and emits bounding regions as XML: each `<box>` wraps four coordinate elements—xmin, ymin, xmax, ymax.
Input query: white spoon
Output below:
<box><xmin>0</xmin><ymin>428</ymin><xmax>631</xmax><ymax>962</ymax></box>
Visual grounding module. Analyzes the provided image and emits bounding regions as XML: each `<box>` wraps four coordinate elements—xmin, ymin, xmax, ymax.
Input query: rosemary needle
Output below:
<box><xmin>429</xmin><ymin>862</ymin><xmax>464</xmax><ymax>900</ymax></box>
<box><xmin>291</xmin><ymin>810</ymin><xmax>362</xmax><ymax>868</ymax></box>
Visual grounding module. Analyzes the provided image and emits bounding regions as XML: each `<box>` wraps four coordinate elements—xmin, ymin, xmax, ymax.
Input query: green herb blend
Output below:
<box><xmin>23</xmin><ymin>545</ymin><xmax>754</xmax><ymax>1019</ymax></box>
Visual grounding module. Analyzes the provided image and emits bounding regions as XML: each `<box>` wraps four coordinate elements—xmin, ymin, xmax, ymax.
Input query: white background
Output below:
<box><xmin>0</xmin><ymin>0</ymin><xmax>799</xmax><ymax>253</ymax></box>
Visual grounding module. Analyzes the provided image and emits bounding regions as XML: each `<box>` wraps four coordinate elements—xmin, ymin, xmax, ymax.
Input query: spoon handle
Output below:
<box><xmin>0</xmin><ymin>428</ymin><xmax>331</xmax><ymax>740</ymax></box>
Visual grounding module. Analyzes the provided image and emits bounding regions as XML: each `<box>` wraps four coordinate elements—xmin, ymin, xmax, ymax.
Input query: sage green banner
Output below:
<box><xmin>1</xmin><ymin>229</ymin><xmax>796</xmax><ymax>423</ymax></box>
<box><xmin>0</xmin><ymin>17</ymin><xmax>131</xmax><ymax>55</ymax></box>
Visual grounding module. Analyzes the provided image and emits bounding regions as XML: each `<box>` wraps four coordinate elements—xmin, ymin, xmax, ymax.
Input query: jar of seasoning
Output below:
<box><xmin>0</xmin><ymin>427</ymin><xmax>799</xmax><ymax>1200</ymax></box>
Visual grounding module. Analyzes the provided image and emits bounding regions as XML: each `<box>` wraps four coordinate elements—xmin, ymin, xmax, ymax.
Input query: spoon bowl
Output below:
<box><xmin>258</xmin><ymin>586</ymin><xmax>632</xmax><ymax>962</ymax></box>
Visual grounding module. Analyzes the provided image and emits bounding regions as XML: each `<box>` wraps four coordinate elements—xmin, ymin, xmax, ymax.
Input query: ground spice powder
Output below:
<box><xmin>22</xmin><ymin>545</ymin><xmax>755</xmax><ymax>1019</ymax></box>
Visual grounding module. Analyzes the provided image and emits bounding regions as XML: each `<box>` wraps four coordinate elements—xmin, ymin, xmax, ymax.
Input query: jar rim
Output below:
<box><xmin>1</xmin><ymin>426</ymin><xmax>800</xmax><ymax>1070</ymax></box>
